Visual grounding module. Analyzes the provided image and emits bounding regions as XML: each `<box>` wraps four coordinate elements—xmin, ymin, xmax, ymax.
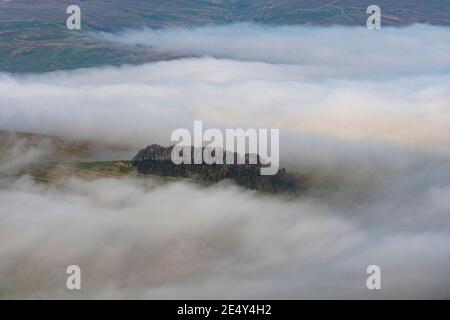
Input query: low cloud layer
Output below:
<box><xmin>2</xmin><ymin>24</ymin><xmax>450</xmax><ymax>149</ymax></box>
<box><xmin>101</xmin><ymin>23</ymin><xmax>450</xmax><ymax>79</ymax></box>
<box><xmin>1</xmin><ymin>57</ymin><xmax>449</xmax><ymax>148</ymax></box>
<box><xmin>0</xmin><ymin>23</ymin><xmax>449</xmax><ymax>298</ymax></box>
<box><xmin>1</xmin><ymin>142</ymin><xmax>450</xmax><ymax>298</ymax></box>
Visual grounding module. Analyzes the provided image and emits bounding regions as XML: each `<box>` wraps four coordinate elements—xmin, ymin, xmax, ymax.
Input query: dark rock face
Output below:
<box><xmin>132</xmin><ymin>144</ymin><xmax>306</xmax><ymax>194</ymax></box>
<box><xmin>132</xmin><ymin>144</ymin><xmax>173</xmax><ymax>162</ymax></box>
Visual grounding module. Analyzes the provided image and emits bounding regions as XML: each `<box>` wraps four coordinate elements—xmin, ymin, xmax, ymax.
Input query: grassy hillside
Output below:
<box><xmin>1</xmin><ymin>0</ymin><xmax>449</xmax><ymax>72</ymax></box>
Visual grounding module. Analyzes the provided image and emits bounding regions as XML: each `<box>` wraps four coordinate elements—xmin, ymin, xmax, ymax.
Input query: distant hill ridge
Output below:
<box><xmin>1</xmin><ymin>0</ymin><xmax>449</xmax><ymax>72</ymax></box>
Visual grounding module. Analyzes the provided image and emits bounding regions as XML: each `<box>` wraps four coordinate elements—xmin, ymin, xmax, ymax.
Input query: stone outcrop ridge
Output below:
<box><xmin>132</xmin><ymin>144</ymin><xmax>306</xmax><ymax>194</ymax></box>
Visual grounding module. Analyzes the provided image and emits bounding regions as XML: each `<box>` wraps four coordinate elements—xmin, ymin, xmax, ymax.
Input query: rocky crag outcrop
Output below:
<box><xmin>132</xmin><ymin>144</ymin><xmax>306</xmax><ymax>194</ymax></box>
